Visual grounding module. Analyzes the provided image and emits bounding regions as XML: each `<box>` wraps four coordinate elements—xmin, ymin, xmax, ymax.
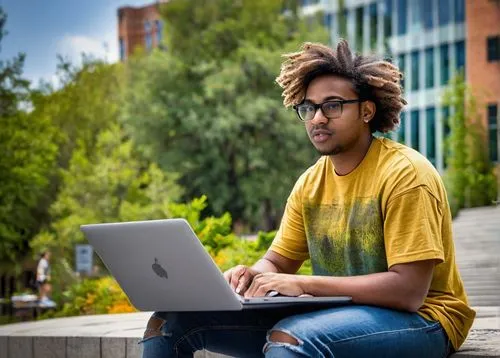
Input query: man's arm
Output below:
<box><xmin>301</xmin><ymin>259</ymin><xmax>437</xmax><ymax>312</ymax></box>
<box><xmin>253</xmin><ymin>250</ymin><xmax>304</xmax><ymax>274</ymax></box>
<box><xmin>246</xmin><ymin>258</ymin><xmax>437</xmax><ymax>312</ymax></box>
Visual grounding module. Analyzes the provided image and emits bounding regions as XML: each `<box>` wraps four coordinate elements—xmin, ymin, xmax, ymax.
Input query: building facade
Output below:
<box><xmin>303</xmin><ymin>0</ymin><xmax>499</xmax><ymax>172</ymax></box>
<box><xmin>117</xmin><ymin>1</ymin><xmax>166</xmax><ymax>61</ymax></box>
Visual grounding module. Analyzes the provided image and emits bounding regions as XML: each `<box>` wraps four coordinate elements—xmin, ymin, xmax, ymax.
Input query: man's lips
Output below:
<box><xmin>311</xmin><ymin>129</ymin><xmax>333</xmax><ymax>143</ymax></box>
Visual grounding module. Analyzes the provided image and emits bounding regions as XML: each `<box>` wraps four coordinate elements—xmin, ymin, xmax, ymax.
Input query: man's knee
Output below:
<box><xmin>265</xmin><ymin>330</ymin><xmax>305</xmax><ymax>357</ymax></box>
<box><xmin>143</xmin><ymin>315</ymin><xmax>167</xmax><ymax>340</ymax></box>
<box><xmin>268</xmin><ymin>330</ymin><xmax>299</xmax><ymax>345</ymax></box>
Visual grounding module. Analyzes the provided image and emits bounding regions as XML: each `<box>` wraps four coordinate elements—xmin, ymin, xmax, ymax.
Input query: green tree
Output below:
<box><xmin>123</xmin><ymin>0</ymin><xmax>327</xmax><ymax>230</ymax></box>
<box><xmin>442</xmin><ymin>73</ymin><xmax>497</xmax><ymax>214</ymax></box>
<box><xmin>30</xmin><ymin>124</ymin><xmax>183</xmax><ymax>291</ymax></box>
<box><xmin>0</xmin><ymin>7</ymin><xmax>59</xmax><ymax>266</ymax></box>
<box><xmin>32</xmin><ymin>58</ymin><xmax>125</xmax><ymax>170</ymax></box>
<box><xmin>18</xmin><ymin>59</ymin><xmax>127</xmax><ymax>259</ymax></box>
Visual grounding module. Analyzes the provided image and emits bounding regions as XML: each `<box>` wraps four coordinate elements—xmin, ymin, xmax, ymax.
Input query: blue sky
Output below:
<box><xmin>0</xmin><ymin>0</ymin><xmax>151</xmax><ymax>87</ymax></box>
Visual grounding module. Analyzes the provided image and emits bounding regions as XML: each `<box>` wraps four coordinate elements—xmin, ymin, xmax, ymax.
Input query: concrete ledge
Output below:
<box><xmin>0</xmin><ymin>311</ymin><xmax>498</xmax><ymax>358</ymax></box>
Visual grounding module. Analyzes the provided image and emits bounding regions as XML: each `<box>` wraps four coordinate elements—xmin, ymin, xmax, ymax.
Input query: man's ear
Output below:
<box><xmin>362</xmin><ymin>101</ymin><xmax>376</xmax><ymax>123</ymax></box>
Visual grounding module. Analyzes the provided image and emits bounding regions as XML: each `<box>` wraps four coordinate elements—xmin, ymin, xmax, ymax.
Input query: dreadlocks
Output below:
<box><xmin>276</xmin><ymin>40</ymin><xmax>407</xmax><ymax>133</ymax></box>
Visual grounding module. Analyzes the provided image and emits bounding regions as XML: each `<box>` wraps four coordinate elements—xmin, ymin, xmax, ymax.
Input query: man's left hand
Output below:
<box><xmin>244</xmin><ymin>273</ymin><xmax>306</xmax><ymax>298</ymax></box>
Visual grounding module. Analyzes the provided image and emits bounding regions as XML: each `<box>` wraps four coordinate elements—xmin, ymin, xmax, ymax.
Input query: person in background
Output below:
<box><xmin>36</xmin><ymin>251</ymin><xmax>56</xmax><ymax>307</ymax></box>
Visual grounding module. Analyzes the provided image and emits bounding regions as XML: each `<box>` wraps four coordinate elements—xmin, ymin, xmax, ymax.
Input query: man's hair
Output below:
<box><xmin>276</xmin><ymin>40</ymin><xmax>407</xmax><ymax>133</ymax></box>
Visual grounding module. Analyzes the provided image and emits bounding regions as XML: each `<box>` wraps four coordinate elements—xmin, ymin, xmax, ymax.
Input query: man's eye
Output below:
<box><xmin>324</xmin><ymin>102</ymin><xmax>340</xmax><ymax>111</ymax></box>
<box><xmin>299</xmin><ymin>105</ymin><xmax>314</xmax><ymax>112</ymax></box>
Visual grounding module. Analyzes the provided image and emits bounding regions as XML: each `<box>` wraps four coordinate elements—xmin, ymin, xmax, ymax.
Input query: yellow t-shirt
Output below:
<box><xmin>270</xmin><ymin>137</ymin><xmax>476</xmax><ymax>350</ymax></box>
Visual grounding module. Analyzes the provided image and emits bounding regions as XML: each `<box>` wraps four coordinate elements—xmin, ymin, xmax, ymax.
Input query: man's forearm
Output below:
<box><xmin>252</xmin><ymin>258</ymin><xmax>280</xmax><ymax>273</ymax></box>
<box><xmin>301</xmin><ymin>271</ymin><xmax>424</xmax><ymax>312</ymax></box>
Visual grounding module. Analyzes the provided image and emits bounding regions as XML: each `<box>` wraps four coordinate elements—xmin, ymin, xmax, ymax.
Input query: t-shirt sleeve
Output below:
<box><xmin>384</xmin><ymin>185</ymin><xmax>445</xmax><ymax>268</ymax></box>
<box><xmin>269</xmin><ymin>177</ymin><xmax>310</xmax><ymax>261</ymax></box>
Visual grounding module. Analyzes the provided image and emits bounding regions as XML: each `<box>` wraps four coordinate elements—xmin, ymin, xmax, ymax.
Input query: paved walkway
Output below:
<box><xmin>453</xmin><ymin>206</ymin><xmax>500</xmax><ymax>308</ymax></box>
<box><xmin>0</xmin><ymin>206</ymin><xmax>499</xmax><ymax>357</ymax></box>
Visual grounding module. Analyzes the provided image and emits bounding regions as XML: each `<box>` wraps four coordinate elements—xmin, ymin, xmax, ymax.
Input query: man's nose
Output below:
<box><xmin>310</xmin><ymin>108</ymin><xmax>328</xmax><ymax>125</ymax></box>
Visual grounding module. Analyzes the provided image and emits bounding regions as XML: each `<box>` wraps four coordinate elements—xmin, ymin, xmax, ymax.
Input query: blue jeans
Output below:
<box><xmin>141</xmin><ymin>305</ymin><xmax>452</xmax><ymax>357</ymax></box>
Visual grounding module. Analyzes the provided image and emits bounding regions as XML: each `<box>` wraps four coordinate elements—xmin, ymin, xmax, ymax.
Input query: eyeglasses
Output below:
<box><xmin>293</xmin><ymin>99</ymin><xmax>364</xmax><ymax>122</ymax></box>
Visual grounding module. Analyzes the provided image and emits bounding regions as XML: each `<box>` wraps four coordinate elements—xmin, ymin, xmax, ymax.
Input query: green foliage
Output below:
<box><xmin>442</xmin><ymin>73</ymin><xmax>497</xmax><ymax>214</ymax></box>
<box><xmin>30</xmin><ymin>124</ymin><xmax>183</xmax><ymax>271</ymax></box>
<box><xmin>123</xmin><ymin>0</ymin><xmax>327</xmax><ymax>229</ymax></box>
<box><xmin>0</xmin><ymin>112</ymin><xmax>59</xmax><ymax>264</ymax></box>
<box><xmin>161</xmin><ymin>0</ymin><xmax>306</xmax><ymax>63</ymax></box>
<box><xmin>170</xmin><ymin>196</ymin><xmax>236</xmax><ymax>256</ymax></box>
<box><xmin>45</xmin><ymin>276</ymin><xmax>136</xmax><ymax>319</ymax></box>
<box><xmin>0</xmin><ymin>8</ymin><xmax>59</xmax><ymax>265</ymax></box>
<box><xmin>254</xmin><ymin>230</ymin><xmax>277</xmax><ymax>251</ymax></box>
<box><xmin>31</xmin><ymin>59</ymin><xmax>125</xmax><ymax>169</ymax></box>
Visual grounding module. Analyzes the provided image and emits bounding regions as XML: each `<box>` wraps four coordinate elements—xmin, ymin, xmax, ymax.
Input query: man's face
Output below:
<box><xmin>302</xmin><ymin>74</ymin><xmax>367</xmax><ymax>156</ymax></box>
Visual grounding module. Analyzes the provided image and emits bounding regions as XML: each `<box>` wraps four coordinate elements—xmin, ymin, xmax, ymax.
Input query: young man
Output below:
<box><xmin>141</xmin><ymin>40</ymin><xmax>475</xmax><ymax>357</ymax></box>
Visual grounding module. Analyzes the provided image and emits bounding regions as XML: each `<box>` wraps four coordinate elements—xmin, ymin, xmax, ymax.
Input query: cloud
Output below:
<box><xmin>57</xmin><ymin>33</ymin><xmax>119</xmax><ymax>65</ymax></box>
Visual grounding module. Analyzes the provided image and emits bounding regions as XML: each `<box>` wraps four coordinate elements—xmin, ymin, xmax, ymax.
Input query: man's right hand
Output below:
<box><xmin>223</xmin><ymin>265</ymin><xmax>261</xmax><ymax>295</ymax></box>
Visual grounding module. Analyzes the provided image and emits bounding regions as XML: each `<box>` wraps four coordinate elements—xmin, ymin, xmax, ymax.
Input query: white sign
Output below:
<box><xmin>75</xmin><ymin>244</ymin><xmax>93</xmax><ymax>274</ymax></box>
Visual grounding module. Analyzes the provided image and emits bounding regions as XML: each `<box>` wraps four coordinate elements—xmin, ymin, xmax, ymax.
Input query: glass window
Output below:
<box><xmin>356</xmin><ymin>7</ymin><xmax>364</xmax><ymax>50</ymax></box>
<box><xmin>398</xmin><ymin>53</ymin><xmax>406</xmax><ymax>90</ymax></box>
<box><xmin>440</xmin><ymin>44</ymin><xmax>450</xmax><ymax>85</ymax></box>
<box><xmin>487</xmin><ymin>36</ymin><xmax>500</xmax><ymax>62</ymax></box>
<box><xmin>454</xmin><ymin>0</ymin><xmax>465</xmax><ymax>23</ymax></box>
<box><xmin>384</xmin><ymin>0</ymin><xmax>392</xmax><ymax>37</ymax></box>
<box><xmin>455</xmin><ymin>40</ymin><xmax>465</xmax><ymax>75</ymax></box>
<box><xmin>410</xmin><ymin>0</ymin><xmax>421</xmax><ymax>31</ymax></box>
<box><xmin>422</xmin><ymin>0</ymin><xmax>433</xmax><ymax>29</ymax></box>
<box><xmin>369</xmin><ymin>3</ymin><xmax>378</xmax><ymax>50</ymax></box>
<box><xmin>324</xmin><ymin>13</ymin><xmax>333</xmax><ymax>28</ymax></box>
<box><xmin>119</xmin><ymin>37</ymin><xmax>126</xmax><ymax>61</ymax></box>
<box><xmin>144</xmin><ymin>21</ymin><xmax>152</xmax><ymax>51</ymax></box>
<box><xmin>411</xmin><ymin>110</ymin><xmax>420</xmax><ymax>151</ymax></box>
<box><xmin>488</xmin><ymin>104</ymin><xmax>498</xmax><ymax>162</ymax></box>
<box><xmin>397</xmin><ymin>0</ymin><xmax>407</xmax><ymax>35</ymax></box>
<box><xmin>425</xmin><ymin>48</ymin><xmax>434</xmax><ymax>88</ymax></box>
<box><xmin>411</xmin><ymin>51</ymin><xmax>420</xmax><ymax>91</ymax></box>
<box><xmin>399</xmin><ymin>111</ymin><xmax>406</xmax><ymax>144</ymax></box>
<box><xmin>438</xmin><ymin>0</ymin><xmax>450</xmax><ymax>26</ymax></box>
<box><xmin>426</xmin><ymin>107</ymin><xmax>436</xmax><ymax>164</ymax></box>
<box><xmin>155</xmin><ymin>20</ymin><xmax>163</xmax><ymax>44</ymax></box>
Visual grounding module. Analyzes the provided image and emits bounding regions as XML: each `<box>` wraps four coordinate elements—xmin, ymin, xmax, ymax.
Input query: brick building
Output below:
<box><xmin>467</xmin><ymin>0</ymin><xmax>500</xmax><ymax>166</ymax></box>
<box><xmin>117</xmin><ymin>1</ymin><xmax>167</xmax><ymax>61</ymax></box>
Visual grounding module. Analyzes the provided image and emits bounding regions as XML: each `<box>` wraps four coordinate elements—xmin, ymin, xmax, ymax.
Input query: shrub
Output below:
<box><xmin>50</xmin><ymin>276</ymin><xmax>136</xmax><ymax>318</ymax></box>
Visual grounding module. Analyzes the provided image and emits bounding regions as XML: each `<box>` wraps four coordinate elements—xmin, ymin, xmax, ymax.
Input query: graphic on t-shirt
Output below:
<box><xmin>304</xmin><ymin>198</ymin><xmax>387</xmax><ymax>276</ymax></box>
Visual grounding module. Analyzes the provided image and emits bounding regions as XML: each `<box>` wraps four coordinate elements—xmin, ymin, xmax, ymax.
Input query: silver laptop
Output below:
<box><xmin>80</xmin><ymin>219</ymin><xmax>351</xmax><ymax>311</ymax></box>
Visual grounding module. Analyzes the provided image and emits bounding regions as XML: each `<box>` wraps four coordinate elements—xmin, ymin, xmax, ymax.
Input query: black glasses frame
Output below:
<box><xmin>293</xmin><ymin>99</ymin><xmax>364</xmax><ymax>122</ymax></box>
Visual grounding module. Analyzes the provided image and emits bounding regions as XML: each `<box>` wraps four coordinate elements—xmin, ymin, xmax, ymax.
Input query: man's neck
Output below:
<box><xmin>329</xmin><ymin>134</ymin><xmax>374</xmax><ymax>176</ymax></box>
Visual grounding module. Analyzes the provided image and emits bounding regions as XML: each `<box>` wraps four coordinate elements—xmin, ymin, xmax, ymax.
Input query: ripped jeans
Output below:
<box><xmin>140</xmin><ymin>305</ymin><xmax>452</xmax><ymax>358</ymax></box>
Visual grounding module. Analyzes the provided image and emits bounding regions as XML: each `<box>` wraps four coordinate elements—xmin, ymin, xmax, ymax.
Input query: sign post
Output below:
<box><xmin>75</xmin><ymin>244</ymin><xmax>93</xmax><ymax>276</ymax></box>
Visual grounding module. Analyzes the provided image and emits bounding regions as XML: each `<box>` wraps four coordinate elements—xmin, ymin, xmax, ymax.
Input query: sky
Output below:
<box><xmin>0</xmin><ymin>0</ymin><xmax>152</xmax><ymax>87</ymax></box>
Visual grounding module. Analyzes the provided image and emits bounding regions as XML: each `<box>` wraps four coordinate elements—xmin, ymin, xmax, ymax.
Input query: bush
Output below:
<box><xmin>49</xmin><ymin>276</ymin><xmax>136</xmax><ymax>318</ymax></box>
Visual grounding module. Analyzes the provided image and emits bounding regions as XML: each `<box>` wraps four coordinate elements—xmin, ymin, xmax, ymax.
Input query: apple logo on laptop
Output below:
<box><xmin>152</xmin><ymin>258</ymin><xmax>168</xmax><ymax>279</ymax></box>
